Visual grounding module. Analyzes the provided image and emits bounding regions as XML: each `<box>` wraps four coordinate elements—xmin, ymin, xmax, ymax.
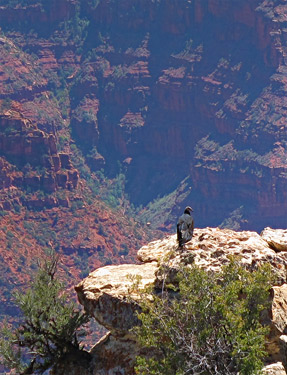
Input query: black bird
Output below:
<box><xmin>177</xmin><ymin>206</ymin><xmax>194</xmax><ymax>248</ymax></box>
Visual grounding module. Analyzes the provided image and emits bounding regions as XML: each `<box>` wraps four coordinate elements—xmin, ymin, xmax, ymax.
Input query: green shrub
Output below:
<box><xmin>0</xmin><ymin>253</ymin><xmax>90</xmax><ymax>374</ymax></box>
<box><xmin>134</xmin><ymin>258</ymin><xmax>273</xmax><ymax>375</ymax></box>
<box><xmin>119</xmin><ymin>243</ymin><xmax>129</xmax><ymax>256</ymax></box>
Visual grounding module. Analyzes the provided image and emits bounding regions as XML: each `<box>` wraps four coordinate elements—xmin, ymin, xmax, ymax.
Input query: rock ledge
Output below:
<box><xmin>76</xmin><ymin>227</ymin><xmax>287</xmax><ymax>375</ymax></box>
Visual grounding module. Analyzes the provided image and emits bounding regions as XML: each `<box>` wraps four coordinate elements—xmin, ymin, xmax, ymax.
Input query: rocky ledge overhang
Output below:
<box><xmin>75</xmin><ymin>227</ymin><xmax>287</xmax><ymax>375</ymax></box>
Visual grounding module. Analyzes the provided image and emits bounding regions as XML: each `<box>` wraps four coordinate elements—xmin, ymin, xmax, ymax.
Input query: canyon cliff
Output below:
<box><xmin>74</xmin><ymin>226</ymin><xmax>287</xmax><ymax>375</ymax></box>
<box><xmin>0</xmin><ymin>0</ymin><xmax>287</xmax><ymax>362</ymax></box>
<box><xmin>76</xmin><ymin>0</ymin><xmax>287</xmax><ymax>230</ymax></box>
<box><xmin>0</xmin><ymin>0</ymin><xmax>286</xmax><ymax>232</ymax></box>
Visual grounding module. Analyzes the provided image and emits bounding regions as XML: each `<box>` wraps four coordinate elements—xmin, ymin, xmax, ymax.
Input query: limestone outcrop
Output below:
<box><xmin>261</xmin><ymin>227</ymin><xmax>287</xmax><ymax>252</ymax></box>
<box><xmin>75</xmin><ymin>227</ymin><xmax>287</xmax><ymax>375</ymax></box>
<box><xmin>263</xmin><ymin>362</ymin><xmax>287</xmax><ymax>375</ymax></box>
<box><xmin>76</xmin><ymin>263</ymin><xmax>158</xmax><ymax>335</ymax></box>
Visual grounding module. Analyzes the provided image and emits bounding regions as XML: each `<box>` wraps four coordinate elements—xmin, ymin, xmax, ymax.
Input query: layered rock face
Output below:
<box><xmin>74</xmin><ymin>0</ymin><xmax>287</xmax><ymax>230</ymax></box>
<box><xmin>76</xmin><ymin>263</ymin><xmax>158</xmax><ymax>375</ymax></box>
<box><xmin>1</xmin><ymin>2</ymin><xmax>287</xmax><ymax>366</ymax></box>
<box><xmin>76</xmin><ymin>227</ymin><xmax>287</xmax><ymax>375</ymax></box>
<box><xmin>0</xmin><ymin>110</ymin><xmax>79</xmax><ymax>210</ymax></box>
<box><xmin>0</xmin><ymin>0</ymin><xmax>286</xmax><ymax>230</ymax></box>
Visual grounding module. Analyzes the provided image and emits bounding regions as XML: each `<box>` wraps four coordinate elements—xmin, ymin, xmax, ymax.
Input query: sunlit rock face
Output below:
<box><xmin>75</xmin><ymin>227</ymin><xmax>287</xmax><ymax>375</ymax></box>
<box><xmin>263</xmin><ymin>362</ymin><xmax>287</xmax><ymax>375</ymax></box>
<box><xmin>76</xmin><ymin>263</ymin><xmax>158</xmax><ymax>335</ymax></box>
<box><xmin>261</xmin><ymin>227</ymin><xmax>287</xmax><ymax>252</ymax></box>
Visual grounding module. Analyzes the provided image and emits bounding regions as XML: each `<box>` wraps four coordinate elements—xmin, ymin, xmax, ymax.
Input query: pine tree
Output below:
<box><xmin>0</xmin><ymin>253</ymin><xmax>90</xmax><ymax>374</ymax></box>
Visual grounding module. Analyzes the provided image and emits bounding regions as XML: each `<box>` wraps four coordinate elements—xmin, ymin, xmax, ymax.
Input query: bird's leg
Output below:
<box><xmin>177</xmin><ymin>243</ymin><xmax>185</xmax><ymax>251</ymax></box>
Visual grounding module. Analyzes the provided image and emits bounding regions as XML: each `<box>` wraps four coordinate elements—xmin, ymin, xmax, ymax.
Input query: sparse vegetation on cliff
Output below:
<box><xmin>134</xmin><ymin>258</ymin><xmax>273</xmax><ymax>375</ymax></box>
<box><xmin>0</xmin><ymin>252</ymin><xmax>90</xmax><ymax>374</ymax></box>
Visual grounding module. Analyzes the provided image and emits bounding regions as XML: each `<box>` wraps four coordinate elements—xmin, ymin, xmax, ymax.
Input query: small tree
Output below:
<box><xmin>134</xmin><ymin>258</ymin><xmax>273</xmax><ymax>375</ymax></box>
<box><xmin>0</xmin><ymin>253</ymin><xmax>90</xmax><ymax>374</ymax></box>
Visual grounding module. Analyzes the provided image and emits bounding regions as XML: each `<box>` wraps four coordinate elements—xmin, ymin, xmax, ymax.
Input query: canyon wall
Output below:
<box><xmin>1</xmin><ymin>0</ymin><xmax>286</xmax><ymax>231</ymax></box>
<box><xmin>1</xmin><ymin>0</ymin><xmax>287</xmax><ymax>345</ymax></box>
<box><xmin>76</xmin><ymin>0</ymin><xmax>287</xmax><ymax>230</ymax></box>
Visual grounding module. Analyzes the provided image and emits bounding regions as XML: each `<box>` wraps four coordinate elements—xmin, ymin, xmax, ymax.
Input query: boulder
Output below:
<box><xmin>75</xmin><ymin>262</ymin><xmax>158</xmax><ymax>336</ymax></box>
<box><xmin>261</xmin><ymin>227</ymin><xmax>287</xmax><ymax>252</ymax></box>
<box><xmin>262</xmin><ymin>362</ymin><xmax>287</xmax><ymax>375</ymax></box>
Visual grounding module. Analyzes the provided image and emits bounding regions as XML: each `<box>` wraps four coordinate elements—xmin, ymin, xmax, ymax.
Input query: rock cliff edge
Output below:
<box><xmin>75</xmin><ymin>227</ymin><xmax>287</xmax><ymax>375</ymax></box>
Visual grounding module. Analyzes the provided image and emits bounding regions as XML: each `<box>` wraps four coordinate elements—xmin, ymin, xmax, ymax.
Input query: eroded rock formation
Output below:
<box><xmin>75</xmin><ymin>227</ymin><xmax>287</xmax><ymax>375</ymax></box>
<box><xmin>0</xmin><ymin>110</ymin><xmax>79</xmax><ymax>211</ymax></box>
<box><xmin>0</xmin><ymin>0</ymin><xmax>286</xmax><ymax>231</ymax></box>
<box><xmin>0</xmin><ymin>0</ymin><xmax>287</xmax><ymax>369</ymax></box>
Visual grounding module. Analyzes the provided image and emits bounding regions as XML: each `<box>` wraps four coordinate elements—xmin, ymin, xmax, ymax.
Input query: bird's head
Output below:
<box><xmin>184</xmin><ymin>206</ymin><xmax>193</xmax><ymax>215</ymax></box>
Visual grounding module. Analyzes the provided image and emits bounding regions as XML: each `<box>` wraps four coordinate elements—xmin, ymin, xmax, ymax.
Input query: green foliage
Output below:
<box><xmin>23</xmin><ymin>220</ymin><xmax>57</xmax><ymax>248</ymax></box>
<box><xmin>118</xmin><ymin>243</ymin><xmax>129</xmax><ymax>256</ymax></box>
<box><xmin>112</xmin><ymin>65</ymin><xmax>127</xmax><ymax>80</ymax></box>
<box><xmin>0</xmin><ymin>97</ymin><xmax>12</xmax><ymax>111</ymax></box>
<box><xmin>58</xmin><ymin>133</ymin><xmax>70</xmax><ymax>150</ymax></box>
<box><xmin>89</xmin><ymin>0</ymin><xmax>100</xmax><ymax>10</ymax></box>
<box><xmin>0</xmin><ymin>210</ymin><xmax>7</xmax><ymax>217</ymax></box>
<box><xmin>71</xmin><ymin>199</ymin><xmax>84</xmax><ymax>213</ymax></box>
<box><xmin>70</xmin><ymin>143</ymin><xmax>92</xmax><ymax>181</ymax></box>
<box><xmin>219</xmin><ymin>206</ymin><xmax>245</xmax><ymax>231</ymax></box>
<box><xmin>3</xmin><ymin>0</ymin><xmax>45</xmax><ymax>8</ymax></box>
<box><xmin>94</xmin><ymin>166</ymin><xmax>132</xmax><ymax>211</ymax></box>
<box><xmin>104</xmin><ymin>172</ymin><xmax>126</xmax><ymax>207</ymax></box>
<box><xmin>138</xmin><ymin>177</ymin><xmax>191</xmax><ymax>229</ymax></box>
<box><xmin>0</xmin><ymin>253</ymin><xmax>90</xmax><ymax>374</ymax></box>
<box><xmin>51</xmin><ymin>4</ymin><xmax>89</xmax><ymax>48</ymax></box>
<box><xmin>134</xmin><ymin>258</ymin><xmax>273</xmax><ymax>375</ymax></box>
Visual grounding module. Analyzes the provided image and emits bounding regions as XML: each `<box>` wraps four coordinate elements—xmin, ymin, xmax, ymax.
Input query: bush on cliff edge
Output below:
<box><xmin>134</xmin><ymin>258</ymin><xmax>273</xmax><ymax>375</ymax></box>
<box><xmin>0</xmin><ymin>253</ymin><xmax>90</xmax><ymax>374</ymax></box>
